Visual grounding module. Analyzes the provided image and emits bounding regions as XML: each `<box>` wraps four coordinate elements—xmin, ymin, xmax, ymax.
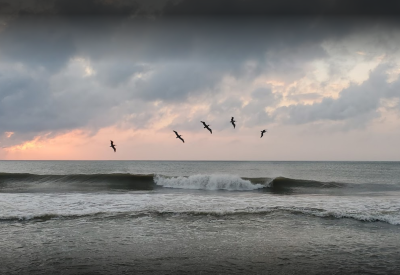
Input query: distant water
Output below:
<box><xmin>1</xmin><ymin>161</ymin><xmax>400</xmax><ymax>274</ymax></box>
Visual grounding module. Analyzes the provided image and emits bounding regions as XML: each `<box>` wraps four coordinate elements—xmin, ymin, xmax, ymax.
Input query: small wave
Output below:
<box><xmin>0</xmin><ymin>173</ymin><xmax>155</xmax><ymax>192</ymax></box>
<box><xmin>281</xmin><ymin>207</ymin><xmax>400</xmax><ymax>225</ymax></box>
<box><xmin>2</xmin><ymin>207</ymin><xmax>399</xmax><ymax>225</ymax></box>
<box><xmin>154</xmin><ymin>174</ymin><xmax>264</xmax><ymax>191</ymax></box>
<box><xmin>0</xmin><ymin>214</ymin><xmax>65</xmax><ymax>222</ymax></box>
<box><xmin>268</xmin><ymin>177</ymin><xmax>345</xmax><ymax>188</ymax></box>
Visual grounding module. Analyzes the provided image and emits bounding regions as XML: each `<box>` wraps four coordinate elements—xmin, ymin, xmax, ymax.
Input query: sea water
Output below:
<box><xmin>1</xmin><ymin>161</ymin><xmax>400</xmax><ymax>274</ymax></box>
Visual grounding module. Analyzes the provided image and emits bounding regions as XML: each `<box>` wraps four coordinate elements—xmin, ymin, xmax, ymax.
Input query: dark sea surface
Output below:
<box><xmin>1</xmin><ymin>161</ymin><xmax>400</xmax><ymax>274</ymax></box>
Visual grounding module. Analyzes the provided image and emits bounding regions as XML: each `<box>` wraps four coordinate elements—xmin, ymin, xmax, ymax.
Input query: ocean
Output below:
<box><xmin>1</xmin><ymin>160</ymin><xmax>400</xmax><ymax>274</ymax></box>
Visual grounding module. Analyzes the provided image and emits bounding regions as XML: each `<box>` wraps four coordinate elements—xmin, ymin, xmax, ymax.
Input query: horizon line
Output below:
<box><xmin>1</xmin><ymin>159</ymin><xmax>400</xmax><ymax>162</ymax></box>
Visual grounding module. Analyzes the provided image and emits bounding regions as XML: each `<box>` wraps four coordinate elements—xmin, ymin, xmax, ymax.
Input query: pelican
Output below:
<box><xmin>173</xmin><ymin>130</ymin><xmax>184</xmax><ymax>143</ymax></box>
<box><xmin>200</xmin><ymin>121</ymin><xmax>212</xmax><ymax>134</ymax></box>
<box><xmin>230</xmin><ymin>117</ymin><xmax>236</xmax><ymax>129</ymax></box>
<box><xmin>110</xmin><ymin>140</ymin><xmax>116</xmax><ymax>152</ymax></box>
<box><xmin>260</xmin><ymin>130</ymin><xmax>267</xmax><ymax>138</ymax></box>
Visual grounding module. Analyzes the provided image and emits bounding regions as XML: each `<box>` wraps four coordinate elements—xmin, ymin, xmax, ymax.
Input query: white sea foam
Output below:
<box><xmin>154</xmin><ymin>174</ymin><xmax>264</xmax><ymax>190</ymax></box>
<box><xmin>1</xmin><ymin>192</ymin><xmax>399</xmax><ymax>225</ymax></box>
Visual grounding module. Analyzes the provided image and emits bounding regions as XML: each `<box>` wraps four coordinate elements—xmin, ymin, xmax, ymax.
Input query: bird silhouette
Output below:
<box><xmin>260</xmin><ymin>130</ymin><xmax>267</xmax><ymax>138</ymax></box>
<box><xmin>110</xmin><ymin>140</ymin><xmax>116</xmax><ymax>152</ymax></box>
<box><xmin>230</xmin><ymin>117</ymin><xmax>236</xmax><ymax>129</ymax></box>
<box><xmin>200</xmin><ymin>121</ymin><xmax>212</xmax><ymax>134</ymax></box>
<box><xmin>173</xmin><ymin>130</ymin><xmax>185</xmax><ymax>143</ymax></box>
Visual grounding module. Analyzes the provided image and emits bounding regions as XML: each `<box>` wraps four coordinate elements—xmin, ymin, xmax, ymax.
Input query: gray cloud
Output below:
<box><xmin>279</xmin><ymin>64</ymin><xmax>400</xmax><ymax>126</ymax></box>
<box><xmin>135</xmin><ymin>62</ymin><xmax>225</xmax><ymax>102</ymax></box>
<box><xmin>241</xmin><ymin>88</ymin><xmax>282</xmax><ymax>128</ymax></box>
<box><xmin>95</xmin><ymin>61</ymin><xmax>149</xmax><ymax>87</ymax></box>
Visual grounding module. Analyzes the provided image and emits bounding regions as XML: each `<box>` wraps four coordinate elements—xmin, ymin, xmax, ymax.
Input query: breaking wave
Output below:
<box><xmin>1</xmin><ymin>172</ymin><xmax>399</xmax><ymax>193</ymax></box>
<box><xmin>154</xmin><ymin>174</ymin><xmax>264</xmax><ymax>190</ymax></box>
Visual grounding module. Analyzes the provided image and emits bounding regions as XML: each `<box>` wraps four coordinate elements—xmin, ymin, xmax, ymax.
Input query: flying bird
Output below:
<box><xmin>173</xmin><ymin>130</ymin><xmax>184</xmax><ymax>143</ymax></box>
<box><xmin>230</xmin><ymin>117</ymin><xmax>236</xmax><ymax>129</ymax></box>
<box><xmin>200</xmin><ymin>121</ymin><xmax>212</xmax><ymax>134</ymax></box>
<box><xmin>260</xmin><ymin>130</ymin><xmax>267</xmax><ymax>138</ymax></box>
<box><xmin>110</xmin><ymin>140</ymin><xmax>116</xmax><ymax>152</ymax></box>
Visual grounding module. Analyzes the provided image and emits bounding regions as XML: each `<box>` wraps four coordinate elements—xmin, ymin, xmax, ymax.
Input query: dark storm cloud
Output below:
<box><xmin>0</xmin><ymin>0</ymin><xmax>139</xmax><ymax>16</ymax></box>
<box><xmin>53</xmin><ymin>0</ymin><xmax>138</xmax><ymax>16</ymax></box>
<box><xmin>161</xmin><ymin>0</ymin><xmax>400</xmax><ymax>17</ymax></box>
<box><xmin>2</xmin><ymin>0</ymin><xmax>400</xmax><ymax>17</ymax></box>
<box><xmin>1</xmin><ymin>0</ymin><xmax>400</xmax><ymax>146</ymax></box>
<box><xmin>0</xmin><ymin>0</ymin><xmax>140</xmax><ymax>71</ymax></box>
<box><xmin>0</xmin><ymin>17</ymin><xmax>75</xmax><ymax>71</ymax></box>
<box><xmin>0</xmin><ymin>0</ymin><xmax>396</xmax><ymax>73</ymax></box>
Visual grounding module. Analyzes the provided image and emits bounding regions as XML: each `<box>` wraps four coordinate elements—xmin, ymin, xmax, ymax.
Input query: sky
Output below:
<box><xmin>1</xmin><ymin>0</ymin><xmax>400</xmax><ymax>160</ymax></box>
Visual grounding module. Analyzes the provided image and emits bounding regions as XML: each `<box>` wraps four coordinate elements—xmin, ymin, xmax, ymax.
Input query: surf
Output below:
<box><xmin>1</xmin><ymin>172</ymin><xmax>399</xmax><ymax>194</ymax></box>
<box><xmin>154</xmin><ymin>174</ymin><xmax>264</xmax><ymax>191</ymax></box>
<box><xmin>1</xmin><ymin>192</ymin><xmax>399</xmax><ymax>225</ymax></box>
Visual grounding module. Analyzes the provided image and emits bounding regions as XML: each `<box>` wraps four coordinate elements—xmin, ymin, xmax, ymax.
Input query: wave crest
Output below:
<box><xmin>154</xmin><ymin>174</ymin><xmax>264</xmax><ymax>191</ymax></box>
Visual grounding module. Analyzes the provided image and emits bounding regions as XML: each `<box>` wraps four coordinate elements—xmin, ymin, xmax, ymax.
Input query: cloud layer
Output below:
<box><xmin>1</xmin><ymin>0</ymin><xmax>400</xmax><ymax>159</ymax></box>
